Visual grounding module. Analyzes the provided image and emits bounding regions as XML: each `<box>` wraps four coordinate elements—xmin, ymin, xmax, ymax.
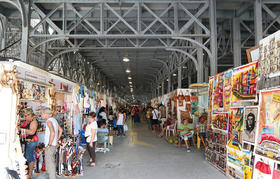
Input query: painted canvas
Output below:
<box><xmin>228</xmin><ymin>108</ymin><xmax>244</xmax><ymax>150</ymax></box>
<box><xmin>224</xmin><ymin>70</ymin><xmax>233</xmax><ymax>111</ymax></box>
<box><xmin>227</xmin><ymin>147</ymin><xmax>251</xmax><ymax>178</ymax></box>
<box><xmin>231</xmin><ymin>62</ymin><xmax>258</xmax><ymax>103</ymax></box>
<box><xmin>213</xmin><ymin>73</ymin><xmax>224</xmax><ymax>112</ymax></box>
<box><xmin>243</xmin><ymin>107</ymin><xmax>258</xmax><ymax>144</ymax></box>
<box><xmin>212</xmin><ymin>112</ymin><xmax>229</xmax><ymax>131</ymax></box>
<box><xmin>256</xmin><ymin>89</ymin><xmax>280</xmax><ymax>161</ymax></box>
<box><xmin>253</xmin><ymin>154</ymin><xmax>277</xmax><ymax>179</ymax></box>
<box><xmin>208</xmin><ymin>77</ymin><xmax>214</xmax><ymax>112</ymax></box>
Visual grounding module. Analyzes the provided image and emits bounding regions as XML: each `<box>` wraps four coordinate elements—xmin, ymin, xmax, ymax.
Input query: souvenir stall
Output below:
<box><xmin>206</xmin><ymin>61</ymin><xmax>258</xmax><ymax>178</ymax></box>
<box><xmin>0</xmin><ymin>61</ymin><xmax>87</xmax><ymax>178</ymax></box>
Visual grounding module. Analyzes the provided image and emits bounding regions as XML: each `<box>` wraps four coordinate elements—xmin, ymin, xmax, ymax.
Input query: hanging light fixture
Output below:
<box><xmin>126</xmin><ymin>69</ymin><xmax>131</xmax><ymax>73</ymax></box>
<box><xmin>173</xmin><ymin>73</ymin><xmax>177</xmax><ymax>77</ymax></box>
<box><xmin>128</xmin><ymin>77</ymin><xmax>132</xmax><ymax>80</ymax></box>
<box><xmin>129</xmin><ymin>81</ymin><xmax>132</xmax><ymax>84</ymax></box>
<box><xmin>123</xmin><ymin>56</ymin><xmax>130</xmax><ymax>62</ymax></box>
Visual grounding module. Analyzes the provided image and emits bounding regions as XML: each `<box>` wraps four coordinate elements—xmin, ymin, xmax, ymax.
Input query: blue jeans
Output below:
<box><xmin>24</xmin><ymin>141</ymin><xmax>38</xmax><ymax>163</ymax></box>
<box><xmin>117</xmin><ymin>125</ymin><xmax>124</xmax><ymax>136</ymax></box>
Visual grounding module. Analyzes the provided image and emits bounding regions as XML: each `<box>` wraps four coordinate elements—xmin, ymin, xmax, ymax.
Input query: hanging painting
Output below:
<box><xmin>253</xmin><ymin>154</ymin><xmax>280</xmax><ymax>179</ymax></box>
<box><xmin>223</xmin><ymin>70</ymin><xmax>232</xmax><ymax>111</ymax></box>
<box><xmin>256</xmin><ymin>89</ymin><xmax>280</xmax><ymax>161</ymax></box>
<box><xmin>211</xmin><ymin>112</ymin><xmax>229</xmax><ymax>131</ymax></box>
<box><xmin>191</xmin><ymin>96</ymin><xmax>198</xmax><ymax>115</ymax></box>
<box><xmin>231</xmin><ymin>62</ymin><xmax>258</xmax><ymax>103</ymax></box>
<box><xmin>226</xmin><ymin>147</ymin><xmax>251</xmax><ymax>178</ymax></box>
<box><xmin>208</xmin><ymin>76</ymin><xmax>214</xmax><ymax>112</ymax></box>
<box><xmin>19</xmin><ymin>81</ymin><xmax>47</xmax><ymax>101</ymax></box>
<box><xmin>212</xmin><ymin>73</ymin><xmax>224</xmax><ymax>112</ymax></box>
<box><xmin>243</xmin><ymin>107</ymin><xmax>258</xmax><ymax>144</ymax></box>
<box><xmin>227</xmin><ymin>108</ymin><xmax>244</xmax><ymax>150</ymax></box>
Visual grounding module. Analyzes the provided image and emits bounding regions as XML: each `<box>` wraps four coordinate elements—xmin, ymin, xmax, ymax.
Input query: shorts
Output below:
<box><xmin>24</xmin><ymin>141</ymin><xmax>38</xmax><ymax>163</ymax></box>
<box><xmin>151</xmin><ymin>119</ymin><xmax>159</xmax><ymax>125</ymax></box>
<box><xmin>199</xmin><ymin>133</ymin><xmax>206</xmax><ymax>138</ymax></box>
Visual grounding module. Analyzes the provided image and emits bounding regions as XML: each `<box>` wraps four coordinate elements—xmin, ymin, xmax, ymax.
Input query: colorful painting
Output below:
<box><xmin>19</xmin><ymin>81</ymin><xmax>47</xmax><ymax>101</ymax></box>
<box><xmin>243</xmin><ymin>107</ymin><xmax>258</xmax><ymax>144</ymax></box>
<box><xmin>231</xmin><ymin>62</ymin><xmax>258</xmax><ymax>103</ymax></box>
<box><xmin>191</xmin><ymin>96</ymin><xmax>198</xmax><ymax>115</ymax></box>
<box><xmin>223</xmin><ymin>70</ymin><xmax>232</xmax><ymax>111</ymax></box>
<box><xmin>213</xmin><ymin>73</ymin><xmax>224</xmax><ymax>111</ymax></box>
<box><xmin>212</xmin><ymin>112</ymin><xmax>229</xmax><ymax>131</ymax></box>
<box><xmin>228</xmin><ymin>108</ymin><xmax>244</xmax><ymax>150</ymax></box>
<box><xmin>256</xmin><ymin>89</ymin><xmax>280</xmax><ymax>161</ymax></box>
<box><xmin>227</xmin><ymin>147</ymin><xmax>251</xmax><ymax>178</ymax></box>
<box><xmin>208</xmin><ymin>77</ymin><xmax>214</xmax><ymax>112</ymax></box>
<box><xmin>253</xmin><ymin>154</ymin><xmax>280</xmax><ymax>179</ymax></box>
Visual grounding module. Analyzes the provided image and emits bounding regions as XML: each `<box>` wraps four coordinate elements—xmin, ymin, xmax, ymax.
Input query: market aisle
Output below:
<box><xmin>61</xmin><ymin>119</ymin><xmax>226</xmax><ymax>179</ymax></box>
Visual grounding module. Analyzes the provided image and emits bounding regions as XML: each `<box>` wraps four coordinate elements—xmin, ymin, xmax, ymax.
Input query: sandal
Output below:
<box><xmin>90</xmin><ymin>162</ymin><xmax>96</xmax><ymax>167</ymax></box>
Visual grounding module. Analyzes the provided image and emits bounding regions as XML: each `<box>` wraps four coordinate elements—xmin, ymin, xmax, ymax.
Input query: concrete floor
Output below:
<box><xmin>59</xmin><ymin>119</ymin><xmax>226</xmax><ymax>179</ymax></box>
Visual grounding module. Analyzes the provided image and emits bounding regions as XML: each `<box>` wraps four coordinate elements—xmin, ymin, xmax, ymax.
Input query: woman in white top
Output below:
<box><xmin>85</xmin><ymin>112</ymin><xmax>98</xmax><ymax>166</ymax></box>
<box><xmin>117</xmin><ymin>109</ymin><xmax>126</xmax><ymax>136</ymax></box>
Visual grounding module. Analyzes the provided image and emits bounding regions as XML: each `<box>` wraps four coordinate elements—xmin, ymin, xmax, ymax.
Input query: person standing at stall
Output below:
<box><xmin>18</xmin><ymin>108</ymin><xmax>38</xmax><ymax>179</ymax></box>
<box><xmin>41</xmin><ymin>107</ymin><xmax>63</xmax><ymax>179</ymax></box>
<box><xmin>117</xmin><ymin>109</ymin><xmax>126</xmax><ymax>136</ymax></box>
<box><xmin>85</xmin><ymin>112</ymin><xmax>98</xmax><ymax>167</ymax></box>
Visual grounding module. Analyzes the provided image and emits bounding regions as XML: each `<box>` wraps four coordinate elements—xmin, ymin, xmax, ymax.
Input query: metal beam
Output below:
<box><xmin>254</xmin><ymin>0</ymin><xmax>262</xmax><ymax>45</ymax></box>
<box><xmin>233</xmin><ymin>17</ymin><xmax>241</xmax><ymax>67</ymax></box>
<box><xmin>209</xmin><ymin>0</ymin><xmax>218</xmax><ymax>75</ymax></box>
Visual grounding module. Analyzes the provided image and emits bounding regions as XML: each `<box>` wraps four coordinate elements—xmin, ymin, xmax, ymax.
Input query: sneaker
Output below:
<box><xmin>187</xmin><ymin>149</ymin><xmax>191</xmax><ymax>152</ymax></box>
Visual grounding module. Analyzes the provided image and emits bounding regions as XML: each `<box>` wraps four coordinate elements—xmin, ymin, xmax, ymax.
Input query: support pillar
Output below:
<box><xmin>157</xmin><ymin>86</ymin><xmax>160</xmax><ymax>97</ymax></box>
<box><xmin>209</xmin><ymin>0</ymin><xmax>218</xmax><ymax>75</ymax></box>
<box><xmin>168</xmin><ymin>76</ymin><xmax>171</xmax><ymax>93</ymax></box>
<box><xmin>0</xmin><ymin>15</ymin><xmax>7</xmax><ymax>53</ymax></box>
<box><xmin>20</xmin><ymin>2</ymin><xmax>30</xmax><ymax>62</ymax></box>
<box><xmin>233</xmin><ymin>17</ymin><xmax>242</xmax><ymax>67</ymax></box>
<box><xmin>195</xmin><ymin>23</ymin><xmax>204</xmax><ymax>82</ymax></box>
<box><xmin>161</xmin><ymin>81</ymin><xmax>164</xmax><ymax>96</ymax></box>
<box><xmin>254</xmin><ymin>0</ymin><xmax>263</xmax><ymax>45</ymax></box>
<box><xmin>178</xmin><ymin>66</ymin><xmax>182</xmax><ymax>88</ymax></box>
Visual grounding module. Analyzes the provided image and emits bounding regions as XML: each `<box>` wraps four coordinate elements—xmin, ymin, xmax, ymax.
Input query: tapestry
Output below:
<box><xmin>243</xmin><ymin>107</ymin><xmax>258</xmax><ymax>144</ymax></box>
<box><xmin>212</xmin><ymin>73</ymin><xmax>224</xmax><ymax>111</ymax></box>
<box><xmin>231</xmin><ymin>62</ymin><xmax>258</xmax><ymax>103</ymax></box>
<box><xmin>212</xmin><ymin>112</ymin><xmax>229</xmax><ymax>131</ymax></box>
<box><xmin>223</xmin><ymin>70</ymin><xmax>232</xmax><ymax>111</ymax></box>
<box><xmin>256</xmin><ymin>89</ymin><xmax>280</xmax><ymax>161</ymax></box>
<box><xmin>228</xmin><ymin>108</ymin><xmax>244</xmax><ymax>150</ymax></box>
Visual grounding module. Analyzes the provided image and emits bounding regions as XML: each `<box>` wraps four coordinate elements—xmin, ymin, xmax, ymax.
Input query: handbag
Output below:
<box><xmin>255</xmin><ymin>160</ymin><xmax>271</xmax><ymax>174</ymax></box>
<box><xmin>124</xmin><ymin>124</ymin><xmax>128</xmax><ymax>131</ymax></box>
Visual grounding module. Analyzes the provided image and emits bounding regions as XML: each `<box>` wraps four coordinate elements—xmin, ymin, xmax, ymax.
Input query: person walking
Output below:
<box><xmin>41</xmin><ymin>107</ymin><xmax>63</xmax><ymax>179</ymax></box>
<box><xmin>117</xmin><ymin>109</ymin><xmax>126</xmax><ymax>136</ymax></box>
<box><xmin>152</xmin><ymin>107</ymin><xmax>160</xmax><ymax>132</ymax></box>
<box><xmin>18</xmin><ymin>108</ymin><xmax>38</xmax><ymax>179</ymax></box>
<box><xmin>85</xmin><ymin>112</ymin><xmax>98</xmax><ymax>167</ymax></box>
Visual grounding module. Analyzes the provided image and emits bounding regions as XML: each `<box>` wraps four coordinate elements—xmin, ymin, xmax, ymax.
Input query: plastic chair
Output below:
<box><xmin>96</xmin><ymin>132</ymin><xmax>110</xmax><ymax>153</ymax></box>
<box><xmin>178</xmin><ymin>131</ymin><xmax>196</xmax><ymax>149</ymax></box>
<box><xmin>166</xmin><ymin>123</ymin><xmax>177</xmax><ymax>136</ymax></box>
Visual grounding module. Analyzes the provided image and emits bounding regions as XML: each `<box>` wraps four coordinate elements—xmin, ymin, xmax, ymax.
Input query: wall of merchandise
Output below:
<box><xmin>206</xmin><ymin>30</ymin><xmax>280</xmax><ymax>179</ymax></box>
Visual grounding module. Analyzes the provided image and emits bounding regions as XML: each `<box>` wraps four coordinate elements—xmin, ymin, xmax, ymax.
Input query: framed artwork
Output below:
<box><xmin>212</xmin><ymin>112</ymin><xmax>229</xmax><ymax>131</ymax></box>
<box><xmin>246</xmin><ymin>45</ymin><xmax>260</xmax><ymax>63</ymax></box>
<box><xmin>223</xmin><ymin>70</ymin><xmax>233</xmax><ymax>111</ymax></box>
<box><xmin>228</xmin><ymin>108</ymin><xmax>244</xmax><ymax>150</ymax></box>
<box><xmin>208</xmin><ymin>76</ymin><xmax>214</xmax><ymax>112</ymax></box>
<box><xmin>243</xmin><ymin>107</ymin><xmax>258</xmax><ymax>144</ymax></box>
<box><xmin>212</xmin><ymin>73</ymin><xmax>224</xmax><ymax>112</ymax></box>
<box><xmin>19</xmin><ymin>81</ymin><xmax>47</xmax><ymax>101</ymax></box>
<box><xmin>231</xmin><ymin>62</ymin><xmax>258</xmax><ymax>103</ymax></box>
<box><xmin>256</xmin><ymin>89</ymin><xmax>280</xmax><ymax>161</ymax></box>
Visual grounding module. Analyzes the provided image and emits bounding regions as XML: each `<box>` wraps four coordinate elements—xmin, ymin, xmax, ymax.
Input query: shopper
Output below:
<box><xmin>196</xmin><ymin>116</ymin><xmax>207</xmax><ymax>149</ymax></box>
<box><xmin>41</xmin><ymin>107</ymin><xmax>63</xmax><ymax>179</ymax></box>
<box><xmin>177</xmin><ymin>118</ymin><xmax>194</xmax><ymax>152</ymax></box>
<box><xmin>152</xmin><ymin>107</ymin><xmax>160</xmax><ymax>132</ymax></box>
<box><xmin>18</xmin><ymin>108</ymin><xmax>38</xmax><ymax>179</ymax></box>
<box><xmin>85</xmin><ymin>112</ymin><xmax>98</xmax><ymax>167</ymax></box>
<box><xmin>98</xmin><ymin>107</ymin><xmax>108</xmax><ymax>121</ymax></box>
<box><xmin>97</xmin><ymin>119</ymin><xmax>109</xmax><ymax>142</ymax></box>
<box><xmin>117</xmin><ymin>109</ymin><xmax>126</xmax><ymax>136</ymax></box>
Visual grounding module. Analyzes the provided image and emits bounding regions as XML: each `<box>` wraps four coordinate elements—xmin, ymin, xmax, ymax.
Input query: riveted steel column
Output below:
<box><xmin>209</xmin><ymin>0</ymin><xmax>217</xmax><ymax>75</ymax></box>
<box><xmin>233</xmin><ymin>17</ymin><xmax>241</xmax><ymax>67</ymax></box>
<box><xmin>254</xmin><ymin>0</ymin><xmax>263</xmax><ymax>45</ymax></box>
